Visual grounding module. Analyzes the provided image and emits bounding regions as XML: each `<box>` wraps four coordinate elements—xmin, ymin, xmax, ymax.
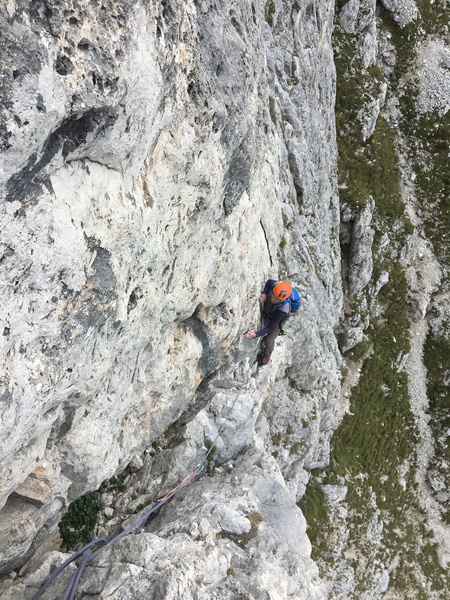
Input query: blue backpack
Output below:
<box><xmin>287</xmin><ymin>288</ymin><xmax>301</xmax><ymax>313</ymax></box>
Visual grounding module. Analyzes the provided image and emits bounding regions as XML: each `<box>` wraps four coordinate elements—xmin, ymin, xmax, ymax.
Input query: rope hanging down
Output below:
<box><xmin>33</xmin><ymin>340</ymin><xmax>261</xmax><ymax>600</ymax></box>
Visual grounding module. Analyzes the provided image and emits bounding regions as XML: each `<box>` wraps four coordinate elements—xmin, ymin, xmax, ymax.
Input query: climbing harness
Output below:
<box><xmin>33</xmin><ymin>338</ymin><xmax>261</xmax><ymax>600</ymax></box>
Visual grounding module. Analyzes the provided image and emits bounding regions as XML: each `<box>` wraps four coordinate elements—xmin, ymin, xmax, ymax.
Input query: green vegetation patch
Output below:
<box><xmin>402</xmin><ymin>96</ymin><xmax>450</xmax><ymax>269</ymax></box>
<box><xmin>423</xmin><ymin>323</ymin><xmax>450</xmax><ymax>418</ymax></box>
<box><xmin>300</xmin><ymin>266</ymin><xmax>450</xmax><ymax>594</ymax></box>
<box><xmin>334</xmin><ymin>29</ymin><xmax>403</xmax><ymax>218</ymax></box>
<box><xmin>345</xmin><ymin>334</ymin><xmax>372</xmax><ymax>362</ymax></box>
<box><xmin>59</xmin><ymin>474</ymin><xmax>127</xmax><ymax>550</ymax></box>
<box><xmin>297</xmin><ymin>478</ymin><xmax>330</xmax><ymax>555</ymax></box>
<box><xmin>204</xmin><ymin>437</ymin><xmax>219</xmax><ymax>461</ymax></box>
<box><xmin>265</xmin><ymin>0</ymin><xmax>276</xmax><ymax>27</ymax></box>
<box><xmin>332</xmin><ymin>266</ymin><xmax>414</xmax><ymax>482</ymax></box>
<box><xmin>59</xmin><ymin>491</ymin><xmax>103</xmax><ymax>551</ymax></box>
<box><xmin>423</xmin><ymin>326</ymin><xmax>450</xmax><ymax>522</ymax></box>
<box><xmin>99</xmin><ymin>475</ymin><xmax>126</xmax><ymax>494</ymax></box>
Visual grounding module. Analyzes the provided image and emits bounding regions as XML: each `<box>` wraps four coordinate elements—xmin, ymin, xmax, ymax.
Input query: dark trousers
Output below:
<box><xmin>263</xmin><ymin>323</ymin><xmax>280</xmax><ymax>357</ymax></box>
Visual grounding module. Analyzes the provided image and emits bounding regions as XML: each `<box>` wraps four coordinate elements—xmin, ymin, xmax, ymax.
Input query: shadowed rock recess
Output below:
<box><xmin>0</xmin><ymin>0</ymin><xmax>340</xmax><ymax>597</ymax></box>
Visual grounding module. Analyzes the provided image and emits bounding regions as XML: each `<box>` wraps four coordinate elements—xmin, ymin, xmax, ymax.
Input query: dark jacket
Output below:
<box><xmin>255</xmin><ymin>280</ymin><xmax>290</xmax><ymax>337</ymax></box>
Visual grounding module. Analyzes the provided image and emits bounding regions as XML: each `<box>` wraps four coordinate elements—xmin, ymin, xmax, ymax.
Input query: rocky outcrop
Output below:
<box><xmin>346</xmin><ymin>198</ymin><xmax>375</xmax><ymax>298</ymax></box>
<box><xmin>0</xmin><ymin>0</ymin><xmax>341</xmax><ymax>595</ymax></box>
<box><xmin>339</xmin><ymin>0</ymin><xmax>378</xmax><ymax>67</ymax></box>
<box><xmin>416</xmin><ymin>39</ymin><xmax>450</xmax><ymax>116</ymax></box>
<box><xmin>338</xmin><ymin>200</ymin><xmax>374</xmax><ymax>352</ymax></box>
<box><xmin>380</xmin><ymin>0</ymin><xmax>419</xmax><ymax>27</ymax></box>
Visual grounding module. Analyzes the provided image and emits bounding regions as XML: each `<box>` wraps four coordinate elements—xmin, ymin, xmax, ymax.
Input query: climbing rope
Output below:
<box><xmin>33</xmin><ymin>338</ymin><xmax>261</xmax><ymax>600</ymax></box>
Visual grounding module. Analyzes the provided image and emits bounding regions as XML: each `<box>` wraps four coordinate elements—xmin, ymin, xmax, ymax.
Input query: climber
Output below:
<box><xmin>244</xmin><ymin>279</ymin><xmax>293</xmax><ymax>365</ymax></box>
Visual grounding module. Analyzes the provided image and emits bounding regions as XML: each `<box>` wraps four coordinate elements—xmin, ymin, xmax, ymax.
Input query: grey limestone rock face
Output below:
<box><xmin>416</xmin><ymin>40</ymin><xmax>450</xmax><ymax>117</ymax></box>
<box><xmin>339</xmin><ymin>0</ymin><xmax>378</xmax><ymax>67</ymax></box>
<box><xmin>380</xmin><ymin>0</ymin><xmax>419</xmax><ymax>27</ymax></box>
<box><xmin>0</xmin><ymin>0</ymin><xmax>341</xmax><ymax>595</ymax></box>
<box><xmin>348</xmin><ymin>199</ymin><xmax>375</xmax><ymax>298</ymax></box>
<box><xmin>358</xmin><ymin>82</ymin><xmax>388</xmax><ymax>141</ymax></box>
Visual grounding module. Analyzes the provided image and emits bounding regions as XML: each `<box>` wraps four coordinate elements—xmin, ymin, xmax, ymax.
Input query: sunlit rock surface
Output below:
<box><xmin>0</xmin><ymin>0</ymin><xmax>341</xmax><ymax>596</ymax></box>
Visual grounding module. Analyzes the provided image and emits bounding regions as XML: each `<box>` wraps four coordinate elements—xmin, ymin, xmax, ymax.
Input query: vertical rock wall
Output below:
<box><xmin>0</xmin><ymin>0</ymin><xmax>341</xmax><ymax>595</ymax></box>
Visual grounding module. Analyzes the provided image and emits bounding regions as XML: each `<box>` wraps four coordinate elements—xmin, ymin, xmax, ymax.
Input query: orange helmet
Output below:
<box><xmin>272</xmin><ymin>281</ymin><xmax>292</xmax><ymax>300</ymax></box>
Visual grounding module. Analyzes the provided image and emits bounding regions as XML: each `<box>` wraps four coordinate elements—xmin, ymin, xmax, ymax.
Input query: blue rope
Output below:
<box><xmin>32</xmin><ymin>341</ymin><xmax>260</xmax><ymax>600</ymax></box>
<box><xmin>31</xmin><ymin>538</ymin><xmax>108</xmax><ymax>600</ymax></box>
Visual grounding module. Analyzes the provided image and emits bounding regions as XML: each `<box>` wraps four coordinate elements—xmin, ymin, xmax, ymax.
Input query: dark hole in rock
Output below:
<box><xmin>55</xmin><ymin>54</ymin><xmax>74</xmax><ymax>76</ymax></box>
